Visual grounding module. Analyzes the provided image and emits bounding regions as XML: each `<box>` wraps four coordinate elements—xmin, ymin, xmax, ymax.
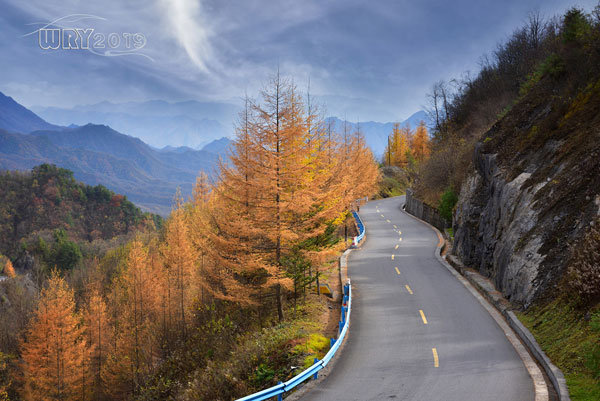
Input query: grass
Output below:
<box><xmin>295</xmin><ymin>333</ymin><xmax>330</xmax><ymax>368</ymax></box>
<box><xmin>517</xmin><ymin>297</ymin><xmax>600</xmax><ymax>400</ymax></box>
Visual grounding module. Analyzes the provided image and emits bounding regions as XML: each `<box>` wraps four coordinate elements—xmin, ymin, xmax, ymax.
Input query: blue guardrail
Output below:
<box><xmin>237</xmin><ymin>210</ymin><xmax>363</xmax><ymax>401</ymax></box>
<box><xmin>236</xmin><ymin>283</ymin><xmax>352</xmax><ymax>401</ymax></box>
<box><xmin>352</xmin><ymin>210</ymin><xmax>365</xmax><ymax>244</ymax></box>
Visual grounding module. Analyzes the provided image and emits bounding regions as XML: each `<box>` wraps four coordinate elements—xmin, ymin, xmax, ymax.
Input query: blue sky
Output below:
<box><xmin>0</xmin><ymin>0</ymin><xmax>598</xmax><ymax>122</ymax></box>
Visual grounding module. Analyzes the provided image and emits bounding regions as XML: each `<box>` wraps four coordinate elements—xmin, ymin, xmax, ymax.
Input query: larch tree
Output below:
<box><xmin>160</xmin><ymin>206</ymin><xmax>198</xmax><ymax>339</ymax></box>
<box><xmin>103</xmin><ymin>240</ymin><xmax>158</xmax><ymax>398</ymax></box>
<box><xmin>207</xmin><ymin>95</ymin><xmax>274</xmax><ymax>308</ymax></box>
<box><xmin>213</xmin><ymin>73</ymin><xmax>328</xmax><ymax>321</ymax></box>
<box><xmin>83</xmin><ymin>287</ymin><xmax>109</xmax><ymax>400</ymax></box>
<box><xmin>412</xmin><ymin>121</ymin><xmax>431</xmax><ymax>162</ymax></box>
<box><xmin>392</xmin><ymin>123</ymin><xmax>411</xmax><ymax>168</ymax></box>
<box><xmin>349</xmin><ymin>127</ymin><xmax>380</xmax><ymax>202</ymax></box>
<box><xmin>3</xmin><ymin>260</ymin><xmax>15</xmax><ymax>278</ymax></box>
<box><xmin>20</xmin><ymin>271</ymin><xmax>89</xmax><ymax>401</ymax></box>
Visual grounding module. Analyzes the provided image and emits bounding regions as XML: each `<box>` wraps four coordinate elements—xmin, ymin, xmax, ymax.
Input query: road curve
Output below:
<box><xmin>301</xmin><ymin>196</ymin><xmax>534</xmax><ymax>401</ymax></box>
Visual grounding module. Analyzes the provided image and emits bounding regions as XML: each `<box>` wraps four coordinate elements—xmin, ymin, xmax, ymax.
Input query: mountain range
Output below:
<box><xmin>0</xmin><ymin>92</ymin><xmax>227</xmax><ymax>215</ymax></box>
<box><xmin>0</xmin><ymin>90</ymin><xmax>430</xmax><ymax>214</ymax></box>
<box><xmin>31</xmin><ymin>100</ymin><xmax>239</xmax><ymax>149</ymax></box>
<box><xmin>32</xmin><ymin>98</ymin><xmax>430</xmax><ymax>157</ymax></box>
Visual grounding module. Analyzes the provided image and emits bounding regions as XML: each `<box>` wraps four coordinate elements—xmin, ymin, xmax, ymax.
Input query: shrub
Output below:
<box><xmin>519</xmin><ymin>54</ymin><xmax>565</xmax><ymax>96</ymax></box>
<box><xmin>438</xmin><ymin>188</ymin><xmax>458</xmax><ymax>221</ymax></box>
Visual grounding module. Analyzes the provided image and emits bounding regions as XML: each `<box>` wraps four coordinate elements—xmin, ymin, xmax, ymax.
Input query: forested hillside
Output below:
<box><xmin>0</xmin><ymin>75</ymin><xmax>379</xmax><ymax>401</ymax></box>
<box><xmin>0</xmin><ymin>164</ymin><xmax>159</xmax><ymax>268</ymax></box>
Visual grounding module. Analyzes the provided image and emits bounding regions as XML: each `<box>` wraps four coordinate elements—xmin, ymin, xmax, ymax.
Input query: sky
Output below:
<box><xmin>0</xmin><ymin>0</ymin><xmax>598</xmax><ymax>122</ymax></box>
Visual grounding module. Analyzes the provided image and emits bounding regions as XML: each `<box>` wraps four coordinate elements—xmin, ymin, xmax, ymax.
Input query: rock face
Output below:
<box><xmin>452</xmin><ymin>78</ymin><xmax>600</xmax><ymax>308</ymax></box>
<box><xmin>453</xmin><ymin>146</ymin><xmax>546</xmax><ymax>307</ymax></box>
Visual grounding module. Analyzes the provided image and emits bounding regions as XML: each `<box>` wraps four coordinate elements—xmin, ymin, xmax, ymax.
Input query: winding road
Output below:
<box><xmin>301</xmin><ymin>196</ymin><xmax>534</xmax><ymax>401</ymax></box>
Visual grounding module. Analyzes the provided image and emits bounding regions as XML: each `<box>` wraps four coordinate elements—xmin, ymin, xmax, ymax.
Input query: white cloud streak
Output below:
<box><xmin>160</xmin><ymin>0</ymin><xmax>216</xmax><ymax>73</ymax></box>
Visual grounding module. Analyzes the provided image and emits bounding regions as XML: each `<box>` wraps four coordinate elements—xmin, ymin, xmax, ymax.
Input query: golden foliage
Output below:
<box><xmin>20</xmin><ymin>271</ymin><xmax>89</xmax><ymax>401</ymax></box>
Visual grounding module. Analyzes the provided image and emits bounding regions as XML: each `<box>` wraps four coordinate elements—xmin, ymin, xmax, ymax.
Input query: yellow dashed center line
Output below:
<box><xmin>432</xmin><ymin>348</ymin><xmax>439</xmax><ymax>367</ymax></box>
<box><xmin>393</xmin><ymin>225</ymin><xmax>397</xmax><ymax>229</ymax></box>
<box><xmin>386</xmin><ymin>219</ymin><xmax>391</xmax><ymax>223</ymax></box>
<box><xmin>395</xmin><ymin>267</ymin><xmax>401</xmax><ymax>275</ymax></box>
<box><xmin>395</xmin><ymin>244</ymin><xmax>399</xmax><ymax>249</ymax></box>
<box><xmin>399</xmin><ymin>237</ymin><xmax>403</xmax><ymax>242</ymax></box>
<box><xmin>398</xmin><ymin>231</ymin><xmax>402</xmax><ymax>235</ymax></box>
<box><xmin>405</xmin><ymin>285</ymin><xmax>413</xmax><ymax>294</ymax></box>
<box><xmin>419</xmin><ymin>309</ymin><xmax>428</xmax><ymax>324</ymax></box>
<box><xmin>381</xmin><ymin>214</ymin><xmax>385</xmax><ymax>218</ymax></box>
<box><xmin>391</xmin><ymin>254</ymin><xmax>395</xmax><ymax>260</ymax></box>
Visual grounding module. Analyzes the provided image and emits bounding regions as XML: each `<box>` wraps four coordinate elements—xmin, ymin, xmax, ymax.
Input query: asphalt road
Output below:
<box><xmin>301</xmin><ymin>196</ymin><xmax>534</xmax><ymax>401</ymax></box>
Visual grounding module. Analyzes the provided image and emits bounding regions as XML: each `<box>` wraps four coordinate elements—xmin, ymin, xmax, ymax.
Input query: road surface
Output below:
<box><xmin>301</xmin><ymin>196</ymin><xmax>534</xmax><ymax>401</ymax></box>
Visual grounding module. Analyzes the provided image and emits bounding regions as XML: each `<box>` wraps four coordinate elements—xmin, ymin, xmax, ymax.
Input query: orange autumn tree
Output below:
<box><xmin>160</xmin><ymin>201</ymin><xmax>198</xmax><ymax>339</ymax></box>
<box><xmin>384</xmin><ymin>123</ymin><xmax>412</xmax><ymax>168</ymax></box>
<box><xmin>103</xmin><ymin>239</ymin><xmax>158</xmax><ymax>398</ymax></box>
<box><xmin>303</xmin><ymin>97</ymin><xmax>347</xmax><ymax>231</ymax></box>
<box><xmin>3</xmin><ymin>260</ymin><xmax>15</xmax><ymax>278</ymax></box>
<box><xmin>412</xmin><ymin>121</ymin><xmax>431</xmax><ymax>162</ymax></box>
<box><xmin>384</xmin><ymin>122</ymin><xmax>401</xmax><ymax>166</ymax></box>
<box><xmin>83</xmin><ymin>286</ymin><xmax>110</xmax><ymax>399</ymax></box>
<box><xmin>20</xmin><ymin>271</ymin><xmax>89</xmax><ymax>401</ymax></box>
<box><xmin>393</xmin><ymin>124</ymin><xmax>412</xmax><ymax>168</ymax></box>
<box><xmin>348</xmin><ymin>126</ymin><xmax>380</xmax><ymax>201</ymax></box>
<box><xmin>206</xmin><ymin>97</ymin><xmax>270</xmax><ymax>310</ymax></box>
<box><xmin>213</xmin><ymin>74</ymin><xmax>334</xmax><ymax>321</ymax></box>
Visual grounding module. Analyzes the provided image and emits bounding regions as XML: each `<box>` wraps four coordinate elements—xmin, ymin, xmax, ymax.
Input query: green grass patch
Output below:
<box><xmin>517</xmin><ymin>297</ymin><xmax>600</xmax><ymax>400</ymax></box>
<box><xmin>294</xmin><ymin>333</ymin><xmax>330</xmax><ymax>368</ymax></box>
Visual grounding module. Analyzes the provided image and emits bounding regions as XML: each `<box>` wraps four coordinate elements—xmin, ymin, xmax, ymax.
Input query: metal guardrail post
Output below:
<box><xmin>313</xmin><ymin>359</ymin><xmax>319</xmax><ymax>379</ymax></box>
<box><xmin>277</xmin><ymin>383</ymin><xmax>283</xmax><ymax>401</ymax></box>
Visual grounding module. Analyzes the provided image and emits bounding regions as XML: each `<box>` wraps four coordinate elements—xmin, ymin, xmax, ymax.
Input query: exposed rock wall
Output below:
<box><xmin>452</xmin><ymin>78</ymin><xmax>600</xmax><ymax>308</ymax></box>
<box><xmin>453</xmin><ymin>146</ymin><xmax>547</xmax><ymax>307</ymax></box>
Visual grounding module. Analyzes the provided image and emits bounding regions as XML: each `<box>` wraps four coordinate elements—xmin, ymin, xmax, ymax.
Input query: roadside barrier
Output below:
<box><xmin>352</xmin><ymin>211</ymin><xmax>365</xmax><ymax>246</ymax></box>
<box><xmin>236</xmin><ymin>282</ymin><xmax>352</xmax><ymax>401</ymax></box>
<box><xmin>237</xmin><ymin>211</ymin><xmax>364</xmax><ymax>401</ymax></box>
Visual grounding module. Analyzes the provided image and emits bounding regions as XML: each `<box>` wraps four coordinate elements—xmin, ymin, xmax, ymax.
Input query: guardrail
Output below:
<box><xmin>236</xmin><ymin>282</ymin><xmax>352</xmax><ymax>401</ymax></box>
<box><xmin>352</xmin><ymin>211</ymin><xmax>365</xmax><ymax>245</ymax></box>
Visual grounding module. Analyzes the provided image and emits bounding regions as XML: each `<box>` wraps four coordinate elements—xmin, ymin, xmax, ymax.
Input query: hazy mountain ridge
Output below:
<box><xmin>0</xmin><ymin>93</ymin><xmax>226</xmax><ymax>215</ymax></box>
<box><xmin>32</xmin><ymin>100</ymin><xmax>239</xmax><ymax>149</ymax></box>
<box><xmin>0</xmin><ymin>92</ymin><xmax>61</xmax><ymax>133</ymax></box>
<box><xmin>31</xmin><ymin>99</ymin><xmax>430</xmax><ymax>156</ymax></box>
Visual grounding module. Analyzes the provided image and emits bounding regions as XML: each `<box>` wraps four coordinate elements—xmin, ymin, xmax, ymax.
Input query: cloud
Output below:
<box><xmin>2</xmin><ymin>0</ymin><xmax>600</xmax><ymax>122</ymax></box>
<box><xmin>159</xmin><ymin>0</ymin><xmax>216</xmax><ymax>73</ymax></box>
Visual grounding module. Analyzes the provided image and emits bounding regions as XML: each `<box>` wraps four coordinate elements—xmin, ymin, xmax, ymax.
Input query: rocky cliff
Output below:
<box><xmin>452</xmin><ymin>72</ymin><xmax>600</xmax><ymax>308</ymax></box>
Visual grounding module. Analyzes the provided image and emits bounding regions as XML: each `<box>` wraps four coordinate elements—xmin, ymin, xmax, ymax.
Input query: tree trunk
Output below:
<box><xmin>275</xmin><ymin>284</ymin><xmax>284</xmax><ymax>322</ymax></box>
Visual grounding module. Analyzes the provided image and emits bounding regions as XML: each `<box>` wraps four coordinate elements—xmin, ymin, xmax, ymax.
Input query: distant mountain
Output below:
<box><xmin>0</xmin><ymin>129</ymin><xmax>187</xmax><ymax>215</ymax></box>
<box><xmin>326</xmin><ymin>110</ymin><xmax>432</xmax><ymax>158</ymax></box>
<box><xmin>0</xmin><ymin>92</ymin><xmax>61</xmax><ymax>133</ymax></box>
<box><xmin>0</xmin><ymin>93</ymin><xmax>221</xmax><ymax>215</ymax></box>
<box><xmin>201</xmin><ymin>137</ymin><xmax>232</xmax><ymax>157</ymax></box>
<box><xmin>31</xmin><ymin>100</ymin><xmax>240</xmax><ymax>149</ymax></box>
